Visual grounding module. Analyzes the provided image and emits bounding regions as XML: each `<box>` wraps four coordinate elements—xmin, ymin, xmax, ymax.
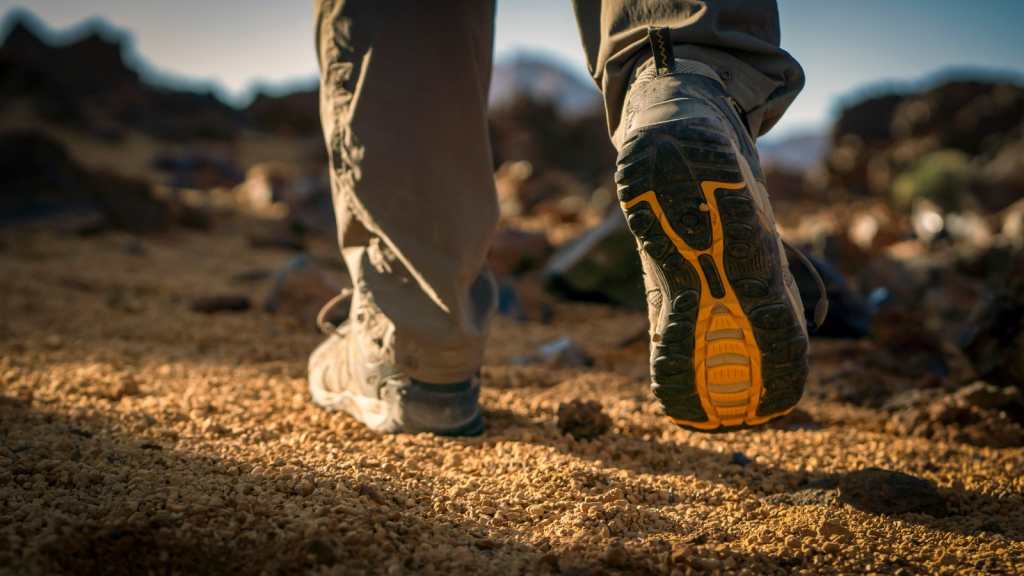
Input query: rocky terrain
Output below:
<box><xmin>2</xmin><ymin>12</ymin><xmax>1024</xmax><ymax>575</ymax></box>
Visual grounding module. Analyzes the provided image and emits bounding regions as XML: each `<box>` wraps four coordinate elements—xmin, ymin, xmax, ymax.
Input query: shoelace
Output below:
<box><xmin>782</xmin><ymin>239</ymin><xmax>830</xmax><ymax>331</ymax></box>
<box><xmin>316</xmin><ymin>291</ymin><xmax>351</xmax><ymax>335</ymax></box>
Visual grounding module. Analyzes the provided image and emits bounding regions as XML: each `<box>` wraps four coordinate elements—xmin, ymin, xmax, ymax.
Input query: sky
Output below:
<box><xmin>3</xmin><ymin>0</ymin><xmax>1023</xmax><ymax>140</ymax></box>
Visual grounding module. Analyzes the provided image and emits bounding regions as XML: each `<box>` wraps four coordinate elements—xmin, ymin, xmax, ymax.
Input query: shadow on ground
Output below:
<box><xmin>2</xmin><ymin>396</ymin><xmax>810</xmax><ymax>575</ymax></box>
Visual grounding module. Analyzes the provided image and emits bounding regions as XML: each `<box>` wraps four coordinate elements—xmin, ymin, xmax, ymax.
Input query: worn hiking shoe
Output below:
<box><xmin>616</xmin><ymin>28</ymin><xmax>826</xmax><ymax>432</ymax></box>
<box><xmin>308</xmin><ymin>296</ymin><xmax>484</xmax><ymax>436</ymax></box>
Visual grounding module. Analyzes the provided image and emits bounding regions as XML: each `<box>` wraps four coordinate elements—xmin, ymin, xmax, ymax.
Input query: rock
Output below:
<box><xmin>764</xmin><ymin>165</ymin><xmax>811</xmax><ymax>201</ymax></box>
<box><xmin>92</xmin><ymin>171</ymin><xmax>179</xmax><ymax>234</ymax></box>
<box><xmin>729</xmin><ymin>452</ymin><xmax>752</xmax><ymax>466</ymax></box>
<box><xmin>262</xmin><ymin>255</ymin><xmax>350</xmax><ymax>330</ymax></box>
<box><xmin>838</xmin><ymin>468</ymin><xmax>947</xmax><ymax>517</ymax></box>
<box><xmin>152</xmin><ymin>152</ymin><xmax>244</xmax><ymax>190</ymax></box>
<box><xmin>847</xmin><ymin>211</ymin><xmax>881</xmax><ymax>250</ymax></box>
<box><xmin>824</xmin><ymin>93</ymin><xmax>907</xmax><ymax>195</ymax></box>
<box><xmin>981</xmin><ymin>142</ymin><xmax>1024</xmax><ymax>211</ymax></box>
<box><xmin>45</xmin><ymin>210</ymin><xmax>109</xmax><ymax>236</ymax></box>
<box><xmin>765</xmin><ymin>487</ymin><xmax>837</xmax><ymax>508</ymax></box>
<box><xmin>537</xmin><ymin>552</ymin><xmax>560</xmax><ymax>572</ymax></box>
<box><xmin>357</xmin><ymin>482</ymin><xmax>385</xmax><ymax>504</ymax></box>
<box><xmin>955</xmin><ymin>381</ymin><xmax>1023</xmax><ymax>413</ymax></box>
<box><xmin>488</xmin><ymin>86</ymin><xmax>614</xmax><ymax>200</ymax></box>
<box><xmin>294</xmin><ymin>478</ymin><xmax>315</xmax><ymax>497</ymax></box>
<box><xmin>511</xmin><ymin>337</ymin><xmax>593</xmax><ymax>368</ymax></box>
<box><xmin>1</xmin><ymin>15</ymin><xmax>242</xmax><ymax>140</ymax></box>
<box><xmin>305</xmin><ymin>538</ymin><xmax>336</xmax><ymax>566</ymax></box>
<box><xmin>824</xmin><ymin>80</ymin><xmax>1024</xmax><ymax>202</ymax></box>
<box><xmin>286</xmin><ymin>175</ymin><xmax>336</xmax><ymax>236</ymax></box>
<box><xmin>817</xmin><ymin>519</ymin><xmax>851</xmax><ymax>540</ymax></box>
<box><xmin>543</xmin><ymin>209</ymin><xmax>644</xmax><ymax>309</ymax></box>
<box><xmin>999</xmin><ymin>198</ymin><xmax>1024</xmax><ymax>250</ymax></box>
<box><xmin>248</xmin><ymin>231</ymin><xmax>305</xmax><ymax>252</ymax></box>
<box><xmin>167</xmin><ymin>189</ymin><xmax>217</xmax><ymax>231</ymax></box>
<box><xmin>0</xmin><ymin>131</ymin><xmax>175</xmax><ymax>234</ymax></box>
<box><xmin>881</xmin><ymin>388</ymin><xmax>944</xmax><ymax>413</ymax></box>
<box><xmin>602</xmin><ymin>540</ymin><xmax>628</xmax><ymax>568</ymax></box>
<box><xmin>494</xmin><ymin>161</ymin><xmax>534</xmax><ymax>219</ymax></box>
<box><xmin>244</xmin><ymin>88</ymin><xmax>320</xmax><ymax>135</ymax></box>
<box><xmin>109</xmin><ymin>376</ymin><xmax>140</xmax><ymax>400</ymax></box>
<box><xmin>43</xmin><ymin>334</ymin><xmax>62</xmax><ymax>349</ymax></box>
<box><xmin>834</xmin><ymin>94</ymin><xmax>908</xmax><ymax>149</ymax></box>
<box><xmin>234</xmin><ymin>163</ymin><xmax>297</xmax><ymax>211</ymax></box>
<box><xmin>945</xmin><ymin>211</ymin><xmax>993</xmax><ymax>251</ymax></box>
<box><xmin>870</xmin><ymin>310</ymin><xmax>950</xmax><ymax>378</ymax></box>
<box><xmin>557</xmin><ymin>400</ymin><xmax>611</xmax><ymax>440</ymax></box>
<box><xmin>691</xmin><ymin>557</ymin><xmax>723</xmax><ymax>571</ymax></box>
<box><xmin>885</xmin><ymin>383</ymin><xmax>1024</xmax><ymax>448</ymax></box>
<box><xmin>909</xmin><ymin>199</ymin><xmax>947</xmax><ymax>243</ymax></box>
<box><xmin>961</xmin><ymin>278</ymin><xmax>1024</xmax><ymax>388</ymax></box>
<box><xmin>190</xmin><ymin>294</ymin><xmax>251</xmax><ymax>314</ymax></box>
<box><xmin>495</xmin><ymin>163</ymin><xmax>589</xmax><ymax>222</ymax></box>
<box><xmin>231</xmin><ymin>268</ymin><xmax>272</xmax><ymax>284</ymax></box>
<box><xmin>474</xmin><ymin>538</ymin><xmax>499</xmax><ymax>550</ymax></box>
<box><xmin>891</xmin><ymin>80</ymin><xmax>1024</xmax><ymax>157</ymax></box>
<box><xmin>956</xmin><ymin>415</ymin><xmax>1024</xmax><ymax>448</ymax></box>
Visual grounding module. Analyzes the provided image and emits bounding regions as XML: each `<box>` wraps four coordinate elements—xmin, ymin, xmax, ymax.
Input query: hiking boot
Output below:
<box><xmin>308</xmin><ymin>296</ymin><xmax>484</xmax><ymax>436</ymax></box>
<box><xmin>615</xmin><ymin>28</ymin><xmax>826</xmax><ymax>432</ymax></box>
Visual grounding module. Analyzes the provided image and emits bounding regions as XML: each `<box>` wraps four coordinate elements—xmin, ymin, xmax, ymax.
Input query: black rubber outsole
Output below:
<box><xmin>615</xmin><ymin>116</ymin><xmax>808</xmax><ymax>432</ymax></box>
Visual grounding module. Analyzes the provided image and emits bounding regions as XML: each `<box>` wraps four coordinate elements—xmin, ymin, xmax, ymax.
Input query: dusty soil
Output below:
<box><xmin>1</xmin><ymin>220</ymin><xmax>1022</xmax><ymax>575</ymax></box>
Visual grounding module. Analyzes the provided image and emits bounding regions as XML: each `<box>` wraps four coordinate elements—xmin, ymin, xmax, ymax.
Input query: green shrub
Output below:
<box><xmin>891</xmin><ymin>149</ymin><xmax>974</xmax><ymax>211</ymax></box>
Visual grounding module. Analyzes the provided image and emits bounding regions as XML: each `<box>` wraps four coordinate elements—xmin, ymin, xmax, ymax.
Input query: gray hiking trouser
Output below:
<box><xmin>314</xmin><ymin>0</ymin><xmax>803</xmax><ymax>384</ymax></box>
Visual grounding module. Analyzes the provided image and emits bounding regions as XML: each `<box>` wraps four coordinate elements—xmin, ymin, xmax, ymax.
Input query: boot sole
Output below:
<box><xmin>616</xmin><ymin>118</ymin><xmax>808</xmax><ymax>432</ymax></box>
<box><xmin>309</xmin><ymin>380</ymin><xmax>485</xmax><ymax>436</ymax></box>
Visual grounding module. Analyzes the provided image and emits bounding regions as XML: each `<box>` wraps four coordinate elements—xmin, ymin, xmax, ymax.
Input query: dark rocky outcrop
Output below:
<box><xmin>0</xmin><ymin>131</ymin><xmax>176</xmax><ymax>233</ymax></box>
<box><xmin>825</xmin><ymin>79</ymin><xmax>1024</xmax><ymax>209</ymax></box>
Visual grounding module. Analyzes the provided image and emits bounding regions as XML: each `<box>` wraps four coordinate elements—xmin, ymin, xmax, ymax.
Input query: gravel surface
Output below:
<box><xmin>1</xmin><ymin>224</ymin><xmax>1022</xmax><ymax>575</ymax></box>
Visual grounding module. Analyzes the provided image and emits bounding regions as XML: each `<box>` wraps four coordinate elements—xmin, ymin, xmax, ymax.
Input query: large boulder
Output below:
<box><xmin>542</xmin><ymin>209</ymin><xmax>644</xmax><ymax>309</ymax></box>
<box><xmin>961</xmin><ymin>256</ymin><xmax>1024</xmax><ymax>388</ymax></box>
<box><xmin>824</xmin><ymin>78</ymin><xmax>1024</xmax><ymax>210</ymax></box>
<box><xmin>0</xmin><ymin>131</ymin><xmax>175</xmax><ymax>233</ymax></box>
<box><xmin>244</xmin><ymin>88</ymin><xmax>320</xmax><ymax>135</ymax></box>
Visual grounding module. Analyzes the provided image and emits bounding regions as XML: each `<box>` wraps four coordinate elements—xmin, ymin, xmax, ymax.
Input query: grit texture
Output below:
<box><xmin>1</xmin><ymin>224</ymin><xmax>1022</xmax><ymax>575</ymax></box>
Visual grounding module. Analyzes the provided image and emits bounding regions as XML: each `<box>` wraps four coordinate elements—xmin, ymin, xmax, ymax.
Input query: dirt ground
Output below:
<box><xmin>1</xmin><ymin>219</ymin><xmax>1022</xmax><ymax>575</ymax></box>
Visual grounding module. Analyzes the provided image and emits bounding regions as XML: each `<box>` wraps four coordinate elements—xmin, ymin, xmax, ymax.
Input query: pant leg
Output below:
<box><xmin>571</xmin><ymin>0</ymin><xmax>804</xmax><ymax>143</ymax></box>
<box><xmin>315</xmin><ymin>0</ymin><xmax>498</xmax><ymax>384</ymax></box>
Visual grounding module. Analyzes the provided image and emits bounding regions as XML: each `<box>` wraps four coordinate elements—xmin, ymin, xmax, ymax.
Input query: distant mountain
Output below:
<box><xmin>757</xmin><ymin>131</ymin><xmax>828</xmax><ymax>171</ymax></box>
<box><xmin>0</xmin><ymin>11</ymin><xmax>243</xmax><ymax>140</ymax></box>
<box><xmin>2</xmin><ymin>10</ymin><xmax>607</xmax><ymax>141</ymax></box>
<box><xmin>489</xmin><ymin>53</ymin><xmax>600</xmax><ymax>117</ymax></box>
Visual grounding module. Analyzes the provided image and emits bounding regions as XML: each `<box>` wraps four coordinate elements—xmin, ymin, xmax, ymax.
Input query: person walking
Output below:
<box><xmin>309</xmin><ymin>0</ymin><xmax>826</xmax><ymax>435</ymax></box>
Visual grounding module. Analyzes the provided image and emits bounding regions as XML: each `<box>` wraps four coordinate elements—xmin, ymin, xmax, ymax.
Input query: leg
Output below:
<box><xmin>572</xmin><ymin>1</ymin><xmax>821</xmax><ymax>431</ymax></box>
<box><xmin>571</xmin><ymin>0</ymin><xmax>804</xmax><ymax>144</ymax></box>
<box><xmin>311</xmin><ymin>0</ymin><xmax>497</xmax><ymax>433</ymax></box>
<box><xmin>315</xmin><ymin>0</ymin><xmax>497</xmax><ymax>384</ymax></box>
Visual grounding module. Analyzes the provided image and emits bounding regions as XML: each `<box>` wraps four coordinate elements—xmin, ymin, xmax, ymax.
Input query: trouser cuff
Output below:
<box><xmin>668</xmin><ymin>45</ymin><xmax>783</xmax><ymax>137</ymax></box>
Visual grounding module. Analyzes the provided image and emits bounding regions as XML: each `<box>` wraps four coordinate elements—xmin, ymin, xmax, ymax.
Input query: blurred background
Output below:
<box><xmin>2</xmin><ymin>1</ymin><xmax>1024</xmax><ymax>443</ymax></box>
<box><xmin>3</xmin><ymin>4</ymin><xmax>1024</xmax><ymax>573</ymax></box>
